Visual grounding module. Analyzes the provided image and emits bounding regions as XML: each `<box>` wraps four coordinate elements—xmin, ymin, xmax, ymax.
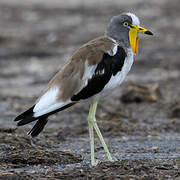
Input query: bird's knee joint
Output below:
<box><xmin>88</xmin><ymin>116</ymin><xmax>96</xmax><ymax>124</ymax></box>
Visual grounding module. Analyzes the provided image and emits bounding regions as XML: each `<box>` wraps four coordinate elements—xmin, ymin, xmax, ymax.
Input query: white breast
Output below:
<box><xmin>103</xmin><ymin>48</ymin><xmax>134</xmax><ymax>91</ymax></box>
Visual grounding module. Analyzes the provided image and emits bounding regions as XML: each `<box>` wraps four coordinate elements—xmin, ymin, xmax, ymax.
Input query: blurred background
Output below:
<box><xmin>0</xmin><ymin>0</ymin><xmax>180</xmax><ymax>178</ymax></box>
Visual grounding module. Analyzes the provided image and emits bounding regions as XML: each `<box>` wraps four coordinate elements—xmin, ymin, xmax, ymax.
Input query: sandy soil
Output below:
<box><xmin>0</xmin><ymin>0</ymin><xmax>180</xmax><ymax>179</ymax></box>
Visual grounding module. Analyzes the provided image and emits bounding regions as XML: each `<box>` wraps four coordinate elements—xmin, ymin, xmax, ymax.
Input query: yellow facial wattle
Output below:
<box><xmin>129</xmin><ymin>28</ymin><xmax>139</xmax><ymax>55</ymax></box>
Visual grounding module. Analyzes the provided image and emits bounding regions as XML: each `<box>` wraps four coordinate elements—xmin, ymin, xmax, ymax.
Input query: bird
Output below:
<box><xmin>14</xmin><ymin>12</ymin><xmax>153</xmax><ymax>166</ymax></box>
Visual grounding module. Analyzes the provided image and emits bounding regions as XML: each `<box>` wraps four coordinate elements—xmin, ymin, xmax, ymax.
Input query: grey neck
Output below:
<box><xmin>106</xmin><ymin>24</ymin><xmax>130</xmax><ymax>49</ymax></box>
<box><xmin>106</xmin><ymin>31</ymin><xmax>130</xmax><ymax>49</ymax></box>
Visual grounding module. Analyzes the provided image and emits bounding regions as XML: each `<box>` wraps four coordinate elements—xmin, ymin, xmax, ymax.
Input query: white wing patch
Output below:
<box><xmin>106</xmin><ymin>44</ymin><xmax>118</xmax><ymax>56</ymax></box>
<box><xmin>112</xmin><ymin>45</ymin><xmax>118</xmax><ymax>55</ymax></box>
<box><xmin>34</xmin><ymin>87</ymin><xmax>59</xmax><ymax>113</ymax></box>
<box><xmin>96</xmin><ymin>69</ymin><xmax>105</xmax><ymax>76</ymax></box>
<box><xmin>33</xmin><ymin>86</ymin><xmax>70</xmax><ymax>117</ymax></box>
<box><xmin>82</xmin><ymin>61</ymin><xmax>97</xmax><ymax>86</ymax></box>
<box><xmin>34</xmin><ymin>100</ymin><xmax>70</xmax><ymax>117</ymax></box>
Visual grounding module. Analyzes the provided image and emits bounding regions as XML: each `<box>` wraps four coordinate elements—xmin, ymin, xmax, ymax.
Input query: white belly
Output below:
<box><xmin>104</xmin><ymin>49</ymin><xmax>134</xmax><ymax>91</ymax></box>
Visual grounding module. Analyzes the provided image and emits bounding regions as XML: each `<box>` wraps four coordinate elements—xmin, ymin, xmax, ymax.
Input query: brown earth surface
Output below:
<box><xmin>0</xmin><ymin>0</ymin><xmax>180</xmax><ymax>179</ymax></box>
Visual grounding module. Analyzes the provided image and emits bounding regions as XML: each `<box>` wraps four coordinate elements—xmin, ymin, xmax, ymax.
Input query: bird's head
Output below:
<box><xmin>106</xmin><ymin>13</ymin><xmax>153</xmax><ymax>55</ymax></box>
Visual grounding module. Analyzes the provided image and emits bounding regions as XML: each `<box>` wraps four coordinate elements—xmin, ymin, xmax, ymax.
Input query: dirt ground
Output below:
<box><xmin>0</xmin><ymin>0</ymin><xmax>180</xmax><ymax>179</ymax></box>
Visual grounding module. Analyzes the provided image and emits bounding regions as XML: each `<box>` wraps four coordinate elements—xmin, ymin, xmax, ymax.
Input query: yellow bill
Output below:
<box><xmin>129</xmin><ymin>25</ymin><xmax>153</xmax><ymax>55</ymax></box>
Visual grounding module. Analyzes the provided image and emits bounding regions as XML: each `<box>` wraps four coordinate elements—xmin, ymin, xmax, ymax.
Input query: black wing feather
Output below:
<box><xmin>71</xmin><ymin>46</ymin><xmax>126</xmax><ymax>101</ymax></box>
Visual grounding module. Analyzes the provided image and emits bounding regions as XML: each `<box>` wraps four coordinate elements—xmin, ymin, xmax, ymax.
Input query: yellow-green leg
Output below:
<box><xmin>88</xmin><ymin>104</ymin><xmax>98</xmax><ymax>166</ymax></box>
<box><xmin>88</xmin><ymin>101</ymin><xmax>113</xmax><ymax>166</ymax></box>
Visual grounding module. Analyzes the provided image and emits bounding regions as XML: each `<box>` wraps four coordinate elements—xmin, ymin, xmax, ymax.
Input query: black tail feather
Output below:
<box><xmin>14</xmin><ymin>105</ymin><xmax>35</xmax><ymax>121</ymax></box>
<box><xmin>28</xmin><ymin>117</ymin><xmax>48</xmax><ymax>137</ymax></box>
<box><xmin>17</xmin><ymin>116</ymin><xmax>37</xmax><ymax>126</ymax></box>
<box><xmin>14</xmin><ymin>105</ymin><xmax>38</xmax><ymax>126</ymax></box>
<box><xmin>14</xmin><ymin>102</ymin><xmax>76</xmax><ymax>137</ymax></box>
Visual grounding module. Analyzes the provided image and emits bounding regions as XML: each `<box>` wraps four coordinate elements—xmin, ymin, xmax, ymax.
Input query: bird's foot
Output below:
<box><xmin>109</xmin><ymin>156</ymin><xmax>117</xmax><ymax>162</ymax></box>
<box><xmin>106</xmin><ymin>153</ymin><xmax>116</xmax><ymax>162</ymax></box>
<box><xmin>91</xmin><ymin>159</ymin><xmax>100</xmax><ymax>166</ymax></box>
<box><xmin>106</xmin><ymin>154</ymin><xmax>118</xmax><ymax>162</ymax></box>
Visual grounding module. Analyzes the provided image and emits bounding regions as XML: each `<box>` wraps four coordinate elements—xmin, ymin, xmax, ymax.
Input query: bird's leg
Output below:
<box><xmin>90</xmin><ymin>101</ymin><xmax>114</xmax><ymax>162</ymax></box>
<box><xmin>88</xmin><ymin>103</ymin><xmax>98</xmax><ymax>166</ymax></box>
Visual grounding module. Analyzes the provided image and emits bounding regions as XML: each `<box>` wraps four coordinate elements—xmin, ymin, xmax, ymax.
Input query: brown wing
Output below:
<box><xmin>14</xmin><ymin>36</ymin><xmax>117</xmax><ymax>136</ymax></box>
<box><xmin>48</xmin><ymin>36</ymin><xmax>117</xmax><ymax>102</ymax></box>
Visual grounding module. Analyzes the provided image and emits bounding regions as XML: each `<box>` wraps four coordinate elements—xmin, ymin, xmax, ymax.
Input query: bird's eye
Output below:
<box><xmin>123</xmin><ymin>22</ymin><xmax>129</xmax><ymax>27</ymax></box>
